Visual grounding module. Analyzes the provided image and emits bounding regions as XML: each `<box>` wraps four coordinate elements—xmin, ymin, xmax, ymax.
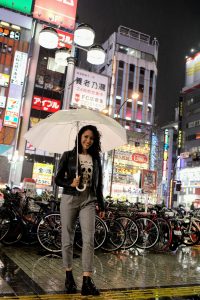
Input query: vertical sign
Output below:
<box><xmin>4</xmin><ymin>51</ymin><xmax>28</xmax><ymax>128</ymax></box>
<box><xmin>33</xmin><ymin>0</ymin><xmax>78</xmax><ymax>30</ymax></box>
<box><xmin>177</xmin><ymin>95</ymin><xmax>183</xmax><ymax>155</ymax></box>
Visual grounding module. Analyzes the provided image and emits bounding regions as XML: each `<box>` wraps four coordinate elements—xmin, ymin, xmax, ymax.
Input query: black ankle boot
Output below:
<box><xmin>65</xmin><ymin>270</ymin><xmax>77</xmax><ymax>294</ymax></box>
<box><xmin>81</xmin><ymin>276</ymin><xmax>100</xmax><ymax>296</ymax></box>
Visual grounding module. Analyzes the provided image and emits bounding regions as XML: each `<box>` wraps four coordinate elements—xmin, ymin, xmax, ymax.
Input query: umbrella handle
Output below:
<box><xmin>76</xmin><ymin>184</ymin><xmax>87</xmax><ymax>192</ymax></box>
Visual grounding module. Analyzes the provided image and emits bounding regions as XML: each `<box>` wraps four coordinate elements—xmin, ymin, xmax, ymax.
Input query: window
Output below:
<box><xmin>140</xmin><ymin>67</ymin><xmax>145</xmax><ymax>75</ymax></box>
<box><xmin>139</xmin><ymin>84</ymin><xmax>144</xmax><ymax>93</ymax></box>
<box><xmin>129</xmin><ymin>64</ymin><xmax>135</xmax><ymax>72</ymax></box>
<box><xmin>136</xmin><ymin>105</ymin><xmax>142</xmax><ymax>121</ymax></box>
<box><xmin>119</xmin><ymin>61</ymin><xmax>124</xmax><ymax>69</ymax></box>
<box><xmin>128</xmin><ymin>81</ymin><xmax>133</xmax><ymax>90</ymax></box>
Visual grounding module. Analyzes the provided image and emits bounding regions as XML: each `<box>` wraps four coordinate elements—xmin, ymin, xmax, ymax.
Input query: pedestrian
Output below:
<box><xmin>55</xmin><ymin>125</ymin><xmax>105</xmax><ymax>296</ymax></box>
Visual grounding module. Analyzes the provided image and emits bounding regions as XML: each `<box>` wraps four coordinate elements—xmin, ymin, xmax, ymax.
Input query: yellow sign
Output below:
<box><xmin>32</xmin><ymin>163</ymin><xmax>54</xmax><ymax>186</ymax></box>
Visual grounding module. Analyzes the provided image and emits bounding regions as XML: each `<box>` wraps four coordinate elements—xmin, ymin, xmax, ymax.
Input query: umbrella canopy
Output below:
<box><xmin>24</xmin><ymin>108</ymin><xmax>127</xmax><ymax>154</ymax></box>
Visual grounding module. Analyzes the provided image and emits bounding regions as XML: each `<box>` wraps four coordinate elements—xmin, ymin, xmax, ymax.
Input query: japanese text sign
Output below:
<box><xmin>32</xmin><ymin>163</ymin><xmax>54</xmax><ymax>186</ymax></box>
<box><xmin>71</xmin><ymin>68</ymin><xmax>108</xmax><ymax>111</ymax></box>
<box><xmin>10</xmin><ymin>51</ymin><xmax>28</xmax><ymax>86</ymax></box>
<box><xmin>32</xmin><ymin>96</ymin><xmax>61</xmax><ymax>113</ymax></box>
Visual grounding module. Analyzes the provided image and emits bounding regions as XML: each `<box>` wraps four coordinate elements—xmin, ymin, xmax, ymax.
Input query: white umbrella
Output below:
<box><xmin>24</xmin><ymin>108</ymin><xmax>127</xmax><ymax>153</ymax></box>
<box><xmin>24</xmin><ymin>108</ymin><xmax>127</xmax><ymax>191</ymax></box>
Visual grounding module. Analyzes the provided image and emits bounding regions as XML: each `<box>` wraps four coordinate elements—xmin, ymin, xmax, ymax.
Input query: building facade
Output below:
<box><xmin>177</xmin><ymin>53</ymin><xmax>200</xmax><ymax>208</ymax></box>
<box><xmin>96</xmin><ymin>26</ymin><xmax>159</xmax><ymax>201</ymax></box>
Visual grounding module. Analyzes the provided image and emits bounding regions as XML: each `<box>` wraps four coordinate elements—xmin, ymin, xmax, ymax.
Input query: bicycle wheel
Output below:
<box><xmin>37</xmin><ymin>213</ymin><xmax>62</xmax><ymax>253</ymax></box>
<box><xmin>182</xmin><ymin>221</ymin><xmax>200</xmax><ymax>246</ymax></box>
<box><xmin>154</xmin><ymin>218</ymin><xmax>172</xmax><ymax>251</ymax></box>
<box><xmin>101</xmin><ymin>219</ymin><xmax>126</xmax><ymax>252</ymax></box>
<box><xmin>0</xmin><ymin>211</ymin><xmax>11</xmax><ymax>241</ymax></box>
<box><xmin>116</xmin><ymin>216</ymin><xmax>139</xmax><ymax>249</ymax></box>
<box><xmin>135</xmin><ymin>217</ymin><xmax>159</xmax><ymax>249</ymax></box>
<box><xmin>75</xmin><ymin>215</ymin><xmax>107</xmax><ymax>250</ymax></box>
<box><xmin>1</xmin><ymin>219</ymin><xmax>23</xmax><ymax>245</ymax></box>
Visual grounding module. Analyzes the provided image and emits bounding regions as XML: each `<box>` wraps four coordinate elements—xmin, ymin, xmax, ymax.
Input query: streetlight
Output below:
<box><xmin>38</xmin><ymin>23</ymin><xmax>106</xmax><ymax>197</ymax></box>
<box><xmin>109</xmin><ymin>92</ymin><xmax>139</xmax><ymax>196</ymax></box>
<box><xmin>51</xmin><ymin>23</ymin><xmax>106</xmax><ymax>109</ymax></box>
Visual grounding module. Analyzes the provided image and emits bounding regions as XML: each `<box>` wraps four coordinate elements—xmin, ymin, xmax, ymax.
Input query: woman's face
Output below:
<box><xmin>81</xmin><ymin>129</ymin><xmax>94</xmax><ymax>152</ymax></box>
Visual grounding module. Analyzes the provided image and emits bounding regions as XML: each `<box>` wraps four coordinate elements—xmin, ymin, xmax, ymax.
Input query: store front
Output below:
<box><xmin>178</xmin><ymin>166</ymin><xmax>200</xmax><ymax>209</ymax></box>
<box><xmin>0</xmin><ymin>10</ymin><xmax>32</xmax><ymax>186</ymax></box>
<box><xmin>103</xmin><ymin>131</ymin><xmax>152</xmax><ymax>203</ymax></box>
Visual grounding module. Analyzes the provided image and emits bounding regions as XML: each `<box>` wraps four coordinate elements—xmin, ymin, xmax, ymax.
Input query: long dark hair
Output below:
<box><xmin>74</xmin><ymin>125</ymin><xmax>101</xmax><ymax>158</ymax></box>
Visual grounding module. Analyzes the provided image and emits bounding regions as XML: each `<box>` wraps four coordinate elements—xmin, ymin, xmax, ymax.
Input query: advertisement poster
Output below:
<box><xmin>32</xmin><ymin>163</ymin><xmax>54</xmax><ymax>186</ymax></box>
<box><xmin>71</xmin><ymin>68</ymin><xmax>108</xmax><ymax>111</ymax></box>
<box><xmin>32</xmin><ymin>96</ymin><xmax>61</xmax><ymax>113</ymax></box>
<box><xmin>141</xmin><ymin>169</ymin><xmax>157</xmax><ymax>193</ymax></box>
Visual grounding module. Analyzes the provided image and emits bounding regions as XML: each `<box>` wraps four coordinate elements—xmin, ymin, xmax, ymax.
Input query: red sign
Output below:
<box><xmin>57</xmin><ymin>28</ymin><xmax>73</xmax><ymax>49</ymax></box>
<box><xmin>132</xmin><ymin>153</ymin><xmax>148</xmax><ymax>164</ymax></box>
<box><xmin>33</xmin><ymin>0</ymin><xmax>78</xmax><ymax>30</ymax></box>
<box><xmin>32</xmin><ymin>96</ymin><xmax>61</xmax><ymax>113</ymax></box>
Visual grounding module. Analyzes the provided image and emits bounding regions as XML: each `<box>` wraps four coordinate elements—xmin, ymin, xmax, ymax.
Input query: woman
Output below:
<box><xmin>55</xmin><ymin>125</ymin><xmax>105</xmax><ymax>296</ymax></box>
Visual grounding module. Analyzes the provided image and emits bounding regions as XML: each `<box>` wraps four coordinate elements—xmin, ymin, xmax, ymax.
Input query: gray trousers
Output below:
<box><xmin>60</xmin><ymin>189</ymin><xmax>96</xmax><ymax>272</ymax></box>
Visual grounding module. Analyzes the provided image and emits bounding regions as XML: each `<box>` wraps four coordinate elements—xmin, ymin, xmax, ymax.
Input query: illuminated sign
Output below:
<box><xmin>57</xmin><ymin>28</ymin><xmax>73</xmax><ymax>49</ymax></box>
<box><xmin>132</xmin><ymin>153</ymin><xmax>148</xmax><ymax>164</ymax></box>
<box><xmin>33</xmin><ymin>0</ymin><xmax>78</xmax><ymax>30</ymax></box>
<box><xmin>32</xmin><ymin>95</ymin><xmax>61</xmax><ymax>113</ymax></box>
<box><xmin>4</xmin><ymin>98</ymin><xmax>20</xmax><ymax>127</ymax></box>
<box><xmin>178</xmin><ymin>129</ymin><xmax>182</xmax><ymax>149</ymax></box>
<box><xmin>71</xmin><ymin>68</ymin><xmax>108</xmax><ymax>111</ymax></box>
<box><xmin>0</xmin><ymin>27</ymin><xmax>20</xmax><ymax>40</ymax></box>
<box><xmin>32</xmin><ymin>163</ymin><xmax>54</xmax><ymax>186</ymax></box>
<box><xmin>0</xmin><ymin>0</ymin><xmax>33</xmax><ymax>14</ymax></box>
<box><xmin>162</xmin><ymin>129</ymin><xmax>169</xmax><ymax>180</ymax></box>
<box><xmin>0</xmin><ymin>73</ymin><xmax>9</xmax><ymax>87</ymax></box>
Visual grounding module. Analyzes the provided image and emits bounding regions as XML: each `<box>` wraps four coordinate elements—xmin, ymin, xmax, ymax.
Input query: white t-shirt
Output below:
<box><xmin>79</xmin><ymin>154</ymin><xmax>93</xmax><ymax>187</ymax></box>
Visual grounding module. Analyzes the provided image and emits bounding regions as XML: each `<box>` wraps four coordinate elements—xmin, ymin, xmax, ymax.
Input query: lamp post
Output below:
<box><xmin>38</xmin><ymin>23</ymin><xmax>106</xmax><ymax>109</ymax></box>
<box><xmin>38</xmin><ymin>24</ymin><xmax>106</xmax><ymax>197</ymax></box>
<box><xmin>109</xmin><ymin>92</ymin><xmax>139</xmax><ymax>196</ymax></box>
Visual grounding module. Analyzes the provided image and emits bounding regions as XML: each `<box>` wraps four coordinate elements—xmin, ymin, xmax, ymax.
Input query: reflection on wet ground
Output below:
<box><xmin>1</xmin><ymin>243</ymin><xmax>200</xmax><ymax>299</ymax></box>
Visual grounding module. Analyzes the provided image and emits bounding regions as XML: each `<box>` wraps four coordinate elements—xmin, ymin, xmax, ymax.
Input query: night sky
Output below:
<box><xmin>77</xmin><ymin>0</ymin><xmax>200</xmax><ymax>126</ymax></box>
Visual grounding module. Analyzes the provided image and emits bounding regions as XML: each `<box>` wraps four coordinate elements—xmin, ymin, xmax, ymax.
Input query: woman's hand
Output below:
<box><xmin>71</xmin><ymin>176</ymin><xmax>81</xmax><ymax>187</ymax></box>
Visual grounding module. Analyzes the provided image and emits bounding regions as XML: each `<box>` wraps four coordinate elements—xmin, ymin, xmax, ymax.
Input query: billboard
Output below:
<box><xmin>57</xmin><ymin>28</ymin><xmax>73</xmax><ymax>49</ymax></box>
<box><xmin>33</xmin><ymin>0</ymin><xmax>78</xmax><ymax>30</ymax></box>
<box><xmin>141</xmin><ymin>169</ymin><xmax>157</xmax><ymax>193</ymax></box>
<box><xmin>71</xmin><ymin>68</ymin><xmax>108</xmax><ymax>111</ymax></box>
<box><xmin>32</xmin><ymin>163</ymin><xmax>54</xmax><ymax>186</ymax></box>
<box><xmin>32</xmin><ymin>95</ymin><xmax>61</xmax><ymax>113</ymax></box>
<box><xmin>0</xmin><ymin>0</ymin><xmax>33</xmax><ymax>14</ymax></box>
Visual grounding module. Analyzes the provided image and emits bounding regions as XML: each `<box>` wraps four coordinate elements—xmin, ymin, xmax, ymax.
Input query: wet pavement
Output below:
<box><xmin>1</xmin><ymin>243</ymin><xmax>200</xmax><ymax>299</ymax></box>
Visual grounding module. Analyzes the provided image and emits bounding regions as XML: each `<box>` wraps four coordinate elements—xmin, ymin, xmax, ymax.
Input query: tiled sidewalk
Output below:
<box><xmin>1</xmin><ymin>243</ymin><xmax>200</xmax><ymax>299</ymax></box>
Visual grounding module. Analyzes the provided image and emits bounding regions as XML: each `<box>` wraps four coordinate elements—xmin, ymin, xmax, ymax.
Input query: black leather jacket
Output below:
<box><xmin>55</xmin><ymin>149</ymin><xmax>105</xmax><ymax>211</ymax></box>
